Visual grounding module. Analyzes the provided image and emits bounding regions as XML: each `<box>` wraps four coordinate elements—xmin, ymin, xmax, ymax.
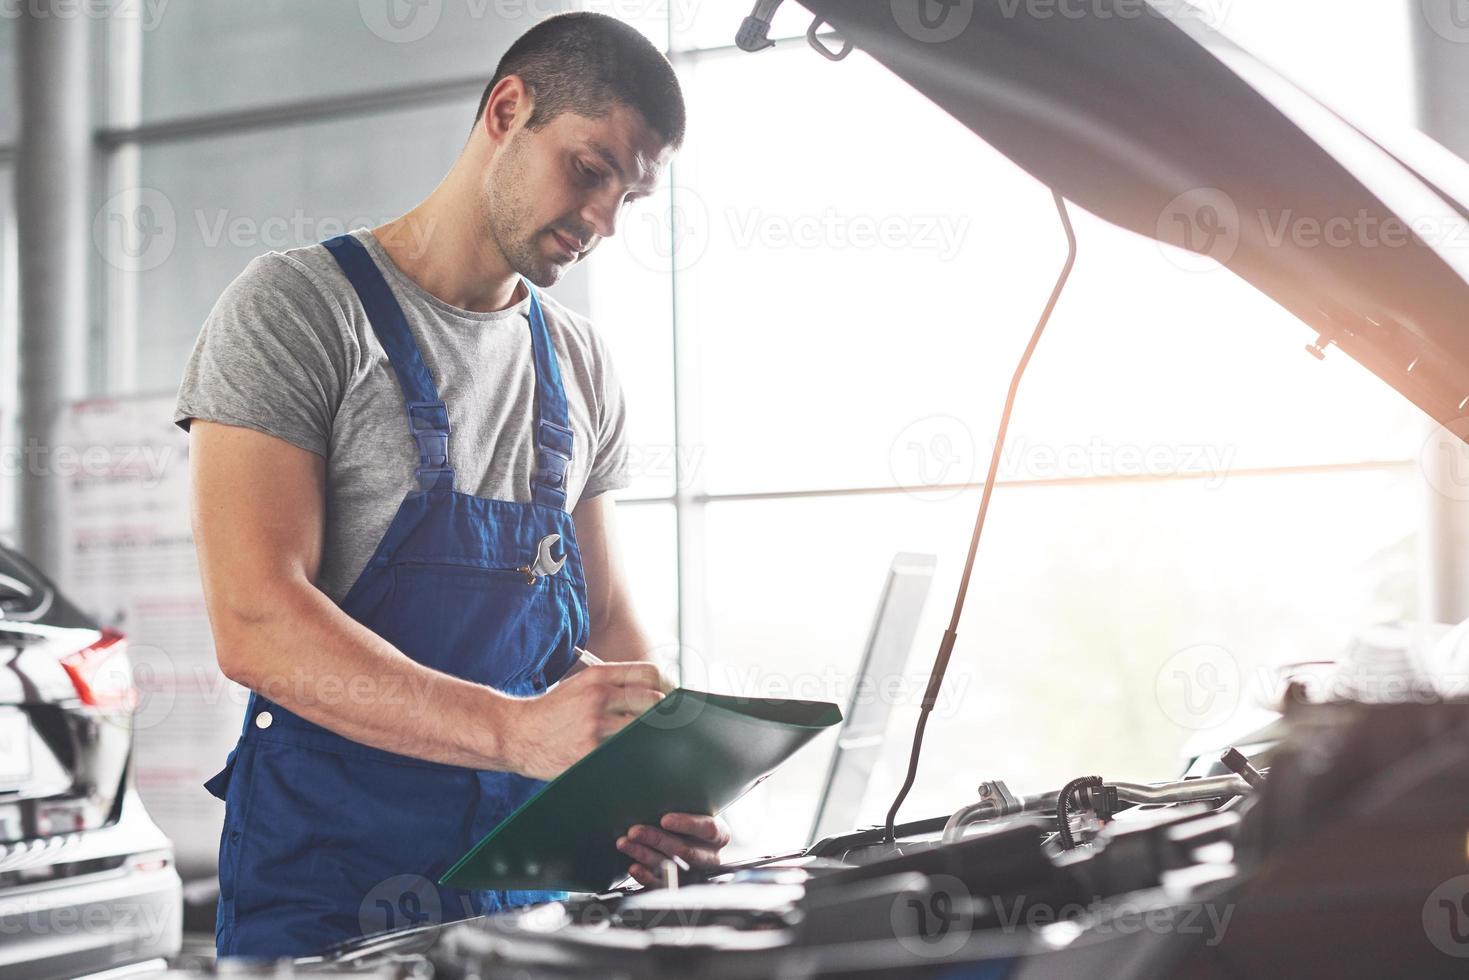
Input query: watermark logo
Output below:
<box><xmin>889</xmin><ymin>415</ymin><xmax>977</xmax><ymax>500</ymax></box>
<box><xmin>1156</xmin><ymin>188</ymin><xmax>1240</xmax><ymax>272</ymax></box>
<box><xmin>95</xmin><ymin>643</ymin><xmax>178</xmax><ymax>733</ymax></box>
<box><xmin>1154</xmin><ymin>643</ymin><xmax>1240</xmax><ymax>730</ymax></box>
<box><xmin>622</xmin><ymin>189</ymin><xmax>711</xmax><ymax>274</ymax></box>
<box><xmin>893</xmin><ymin>874</ymin><xmax>973</xmax><ymax>957</ymax></box>
<box><xmin>359</xmin><ymin>0</ymin><xmax>442</xmax><ymax>43</ymax></box>
<box><xmin>635</xmin><ymin>642</ymin><xmax>711</xmax><ymax>731</ymax></box>
<box><xmin>1</xmin><ymin>438</ymin><xmax>177</xmax><ymax>489</ymax></box>
<box><xmin>1424</xmin><ymin>875</ymin><xmax>1469</xmax><ymax>957</ymax></box>
<box><xmin>1159</xmin><ymin>186</ymin><xmax>1469</xmax><ymax>273</ymax></box>
<box><xmin>892</xmin><ymin>0</ymin><xmax>975</xmax><ymax>43</ymax></box>
<box><xmin>726</xmin><ymin>208</ymin><xmax>970</xmax><ymax>260</ymax></box>
<box><xmin>0</xmin><ymin>0</ymin><xmax>173</xmax><ymax>31</ymax></box>
<box><xmin>1422</xmin><ymin>0</ymin><xmax>1469</xmax><ymax>44</ymax></box>
<box><xmin>1421</xmin><ymin>418</ymin><xmax>1469</xmax><ymax>503</ymax></box>
<box><xmin>989</xmin><ymin>0</ymin><xmax>1230</xmax><ymax>29</ymax></box>
<box><xmin>358</xmin><ymin>874</ymin><xmax>442</xmax><ymax>937</ymax></box>
<box><xmin>993</xmin><ymin>896</ymin><xmax>1233</xmax><ymax>944</ymax></box>
<box><xmin>94</xmin><ymin>187</ymin><xmax>176</xmax><ymax>273</ymax></box>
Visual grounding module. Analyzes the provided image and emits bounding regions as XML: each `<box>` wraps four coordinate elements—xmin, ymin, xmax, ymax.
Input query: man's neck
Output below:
<box><xmin>372</xmin><ymin>197</ymin><xmax>523</xmax><ymax>314</ymax></box>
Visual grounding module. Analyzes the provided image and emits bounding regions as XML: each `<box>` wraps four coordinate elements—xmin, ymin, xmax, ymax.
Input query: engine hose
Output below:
<box><xmin>1055</xmin><ymin>775</ymin><xmax>1103</xmax><ymax>850</ymax></box>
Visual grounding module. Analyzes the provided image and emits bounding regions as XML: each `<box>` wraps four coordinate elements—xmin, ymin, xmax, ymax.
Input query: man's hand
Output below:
<box><xmin>616</xmin><ymin>813</ymin><xmax>733</xmax><ymax>887</ymax></box>
<box><xmin>504</xmin><ymin>661</ymin><xmax>669</xmax><ymax>780</ymax></box>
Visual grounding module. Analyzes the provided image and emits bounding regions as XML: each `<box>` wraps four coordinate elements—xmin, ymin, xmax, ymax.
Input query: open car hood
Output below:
<box><xmin>787</xmin><ymin>0</ymin><xmax>1469</xmax><ymax>431</ymax></box>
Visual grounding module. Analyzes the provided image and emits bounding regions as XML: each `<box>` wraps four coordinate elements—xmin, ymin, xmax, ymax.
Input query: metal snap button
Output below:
<box><xmin>255</xmin><ymin>711</ymin><xmax>273</xmax><ymax>730</ymax></box>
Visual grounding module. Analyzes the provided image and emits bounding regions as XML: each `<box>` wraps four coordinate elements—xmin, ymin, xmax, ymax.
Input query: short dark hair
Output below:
<box><xmin>476</xmin><ymin>12</ymin><xmax>686</xmax><ymax>148</ymax></box>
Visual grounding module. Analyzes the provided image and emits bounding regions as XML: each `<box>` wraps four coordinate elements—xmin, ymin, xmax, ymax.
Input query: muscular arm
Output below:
<box><xmin>190</xmin><ymin>420</ymin><xmax>662</xmax><ymax>778</ymax></box>
<box><xmin>573</xmin><ymin>493</ymin><xmax>657</xmax><ymax>664</ymax></box>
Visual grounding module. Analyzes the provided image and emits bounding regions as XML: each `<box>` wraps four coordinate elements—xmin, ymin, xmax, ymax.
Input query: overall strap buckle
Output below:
<box><xmin>407</xmin><ymin>400</ymin><xmax>455</xmax><ymax>492</ymax></box>
<box><xmin>532</xmin><ymin>419</ymin><xmax>573</xmax><ymax>509</ymax></box>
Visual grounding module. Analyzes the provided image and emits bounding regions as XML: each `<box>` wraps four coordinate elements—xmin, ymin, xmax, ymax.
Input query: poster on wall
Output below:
<box><xmin>56</xmin><ymin>393</ymin><xmax>243</xmax><ymax>877</ymax></box>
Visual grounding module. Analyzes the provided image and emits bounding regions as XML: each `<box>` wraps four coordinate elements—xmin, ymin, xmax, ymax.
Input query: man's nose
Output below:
<box><xmin>581</xmin><ymin>193</ymin><xmax>625</xmax><ymax>241</ymax></box>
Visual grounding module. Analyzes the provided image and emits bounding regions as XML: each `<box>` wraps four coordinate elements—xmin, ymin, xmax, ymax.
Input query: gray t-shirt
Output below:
<box><xmin>175</xmin><ymin>228</ymin><xmax>630</xmax><ymax>603</ymax></box>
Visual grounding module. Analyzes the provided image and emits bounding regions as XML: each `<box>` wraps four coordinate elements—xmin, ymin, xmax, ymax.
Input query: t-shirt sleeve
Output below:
<box><xmin>581</xmin><ymin>327</ymin><xmax>633</xmax><ymax>501</ymax></box>
<box><xmin>174</xmin><ymin>253</ymin><xmax>349</xmax><ymax>457</ymax></box>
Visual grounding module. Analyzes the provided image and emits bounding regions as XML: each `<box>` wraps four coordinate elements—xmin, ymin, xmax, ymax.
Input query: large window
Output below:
<box><xmin>661</xmin><ymin>3</ymin><xmax>1425</xmax><ymax>848</ymax></box>
<box><xmin>86</xmin><ymin>1</ymin><xmax>1430</xmax><ymax>857</ymax></box>
<box><xmin>0</xmin><ymin>165</ymin><xmax>14</xmax><ymax>541</ymax></box>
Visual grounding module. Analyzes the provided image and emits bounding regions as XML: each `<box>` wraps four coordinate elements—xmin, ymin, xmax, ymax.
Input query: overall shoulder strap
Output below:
<box><xmin>524</xmin><ymin>284</ymin><xmax>576</xmax><ymax>510</ymax></box>
<box><xmin>323</xmin><ymin>234</ymin><xmax>454</xmax><ymax>493</ymax></box>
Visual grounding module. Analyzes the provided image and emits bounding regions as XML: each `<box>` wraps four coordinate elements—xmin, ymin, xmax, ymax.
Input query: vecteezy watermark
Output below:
<box><xmin>1420</xmin><ymin>418</ymin><xmax>1469</xmax><ymax>504</ymax></box>
<box><xmin>645</xmin><ymin>643</ymin><xmax>975</xmax><ymax>732</ymax></box>
<box><xmin>94</xmin><ymin>188</ymin><xmax>177</xmax><ymax>274</ymax></box>
<box><xmin>891</xmin><ymin>0</ymin><xmax>976</xmax><ymax>43</ymax></box>
<box><xmin>1421</xmin><ymin>0</ymin><xmax>1469</xmax><ymax>45</ymax></box>
<box><xmin>492</xmin><ymin>0</ymin><xmax>703</xmax><ymax>33</ymax></box>
<box><xmin>358</xmin><ymin>875</ymin><xmax>443</xmax><ymax>938</ymax></box>
<box><xmin>1424</xmin><ymin>875</ymin><xmax>1469</xmax><ymax>957</ymax></box>
<box><xmin>625</xmin><ymin>443</ymin><xmax>706</xmax><ymax>489</ymax></box>
<box><xmin>1156</xmin><ymin>187</ymin><xmax>1469</xmax><ymax>272</ymax></box>
<box><xmin>0</xmin><ymin>0</ymin><xmax>172</xmax><ymax>30</ymax></box>
<box><xmin>0</xmin><ymin>439</ymin><xmax>176</xmax><ymax>489</ymax></box>
<box><xmin>0</xmin><ymin>896</ymin><xmax>178</xmax><ymax>950</ymax></box>
<box><xmin>888</xmin><ymin>417</ymin><xmax>1238</xmax><ymax>501</ymax></box>
<box><xmin>358</xmin><ymin>0</ymin><xmax>705</xmax><ymax>44</ymax></box>
<box><xmin>1156</xmin><ymin>188</ymin><xmax>1242</xmax><ymax>272</ymax></box>
<box><xmin>621</xmin><ymin>189</ymin><xmax>711</xmax><ymax>275</ymax></box>
<box><xmin>357</xmin><ymin>0</ymin><xmax>442</xmax><ymax>44</ymax></box>
<box><xmin>892</xmin><ymin>874</ymin><xmax>974</xmax><ymax>958</ymax></box>
<box><xmin>994</xmin><ymin>0</ymin><xmax>1230</xmax><ymax>26</ymax></box>
<box><xmin>1255</xmin><ymin>662</ymin><xmax>1469</xmax><ymax>707</ymax></box>
<box><xmin>623</xmin><ymin>190</ymin><xmax>970</xmax><ymax>275</ymax></box>
<box><xmin>993</xmin><ymin>895</ymin><xmax>1234</xmax><ymax>945</ymax></box>
<box><xmin>94</xmin><ymin>192</ymin><xmax>444</xmax><ymax>270</ymax></box>
<box><xmin>894</xmin><ymin>0</ymin><xmax>1231</xmax><ymax>43</ymax></box>
<box><xmin>726</xmin><ymin>208</ymin><xmax>971</xmax><ymax>261</ymax></box>
<box><xmin>997</xmin><ymin>436</ymin><xmax>1234</xmax><ymax>486</ymax></box>
<box><xmin>193</xmin><ymin>209</ymin><xmax>432</xmax><ymax>254</ymax></box>
<box><xmin>889</xmin><ymin>415</ymin><xmax>978</xmax><ymax>501</ymax></box>
<box><xmin>1154</xmin><ymin>643</ymin><xmax>1241</xmax><ymax>731</ymax></box>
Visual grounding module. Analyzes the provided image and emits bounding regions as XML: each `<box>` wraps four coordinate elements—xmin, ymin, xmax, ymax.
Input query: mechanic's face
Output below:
<box><xmin>484</xmin><ymin>102</ymin><xmax>671</xmax><ymax>288</ymax></box>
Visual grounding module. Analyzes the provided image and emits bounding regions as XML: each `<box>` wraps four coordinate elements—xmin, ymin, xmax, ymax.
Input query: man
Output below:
<box><xmin>176</xmin><ymin>13</ymin><xmax>728</xmax><ymax>958</ymax></box>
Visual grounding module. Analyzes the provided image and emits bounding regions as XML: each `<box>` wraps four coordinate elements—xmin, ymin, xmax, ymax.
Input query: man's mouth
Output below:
<box><xmin>551</xmin><ymin>230</ymin><xmax>585</xmax><ymax>259</ymax></box>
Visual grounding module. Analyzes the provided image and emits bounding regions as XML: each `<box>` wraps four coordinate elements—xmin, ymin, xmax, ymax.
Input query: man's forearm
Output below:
<box><xmin>209</xmin><ymin>574</ymin><xmax>523</xmax><ymax>771</ymax></box>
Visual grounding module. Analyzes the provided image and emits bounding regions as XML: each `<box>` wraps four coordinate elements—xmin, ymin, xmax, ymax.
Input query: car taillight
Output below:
<box><xmin>59</xmin><ymin>628</ymin><xmax>139</xmax><ymax>711</ymax></box>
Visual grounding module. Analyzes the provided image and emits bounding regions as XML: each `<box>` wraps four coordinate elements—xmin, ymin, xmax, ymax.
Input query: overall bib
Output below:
<box><xmin>205</xmin><ymin>234</ymin><xmax>587</xmax><ymax>958</ymax></box>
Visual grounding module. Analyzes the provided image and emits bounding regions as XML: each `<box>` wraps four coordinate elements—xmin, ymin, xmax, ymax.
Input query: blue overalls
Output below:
<box><xmin>204</xmin><ymin>233</ymin><xmax>586</xmax><ymax>958</ymax></box>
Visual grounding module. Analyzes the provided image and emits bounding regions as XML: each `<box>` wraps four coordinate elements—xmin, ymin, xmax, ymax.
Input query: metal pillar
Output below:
<box><xmin>1416</xmin><ymin>1</ymin><xmax>1469</xmax><ymax>623</ymax></box>
<box><xmin>16</xmin><ymin>6</ymin><xmax>91</xmax><ymax>573</ymax></box>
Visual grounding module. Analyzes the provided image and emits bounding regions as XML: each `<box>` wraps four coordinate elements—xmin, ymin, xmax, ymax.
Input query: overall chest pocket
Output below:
<box><xmin>374</xmin><ymin>561</ymin><xmax>579</xmax><ymax>692</ymax></box>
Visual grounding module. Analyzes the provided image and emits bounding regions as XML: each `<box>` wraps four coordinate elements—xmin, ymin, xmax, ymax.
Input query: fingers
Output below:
<box><xmin>627</xmin><ymin>863</ymin><xmax>660</xmax><ymax>888</ymax></box>
<box><xmin>660</xmin><ymin>812</ymin><xmax>732</xmax><ymax>847</ymax></box>
<box><xmin>617</xmin><ymin>824</ymin><xmax>722</xmax><ymax>869</ymax></box>
<box><xmin>616</xmin><ymin>836</ymin><xmax>666</xmax><ymax>870</ymax></box>
<box><xmin>595</xmin><ymin>711</ymin><xmax>638</xmax><ymax>739</ymax></box>
<box><xmin>604</xmin><ymin>683</ymin><xmax>666</xmax><ymax>718</ymax></box>
<box><xmin>593</xmin><ymin>660</ymin><xmax>673</xmax><ymax>694</ymax></box>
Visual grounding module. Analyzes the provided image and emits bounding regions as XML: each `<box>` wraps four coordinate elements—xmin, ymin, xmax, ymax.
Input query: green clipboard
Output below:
<box><xmin>439</xmin><ymin>688</ymin><xmax>843</xmax><ymax>892</ymax></box>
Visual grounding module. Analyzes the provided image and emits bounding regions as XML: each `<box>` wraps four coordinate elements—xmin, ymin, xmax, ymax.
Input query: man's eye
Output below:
<box><xmin>575</xmin><ymin>160</ymin><xmax>602</xmax><ymax>184</ymax></box>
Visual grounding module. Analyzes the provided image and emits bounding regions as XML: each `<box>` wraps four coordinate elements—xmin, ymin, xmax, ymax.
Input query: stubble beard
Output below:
<box><xmin>482</xmin><ymin>135</ymin><xmax>562</xmax><ymax>290</ymax></box>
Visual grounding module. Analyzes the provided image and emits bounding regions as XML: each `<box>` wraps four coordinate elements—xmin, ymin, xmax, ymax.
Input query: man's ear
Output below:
<box><xmin>479</xmin><ymin>75</ymin><xmax>533</xmax><ymax>146</ymax></box>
